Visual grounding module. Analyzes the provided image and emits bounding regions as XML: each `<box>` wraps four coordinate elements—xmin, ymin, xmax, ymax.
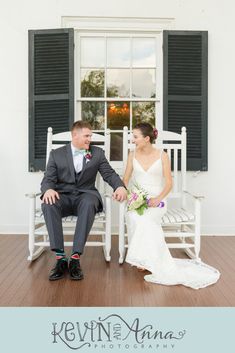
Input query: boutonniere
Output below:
<box><xmin>84</xmin><ymin>150</ymin><xmax>92</xmax><ymax>163</ymax></box>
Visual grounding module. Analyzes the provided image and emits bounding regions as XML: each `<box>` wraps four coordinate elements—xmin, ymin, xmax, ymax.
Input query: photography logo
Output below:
<box><xmin>51</xmin><ymin>314</ymin><xmax>186</xmax><ymax>350</ymax></box>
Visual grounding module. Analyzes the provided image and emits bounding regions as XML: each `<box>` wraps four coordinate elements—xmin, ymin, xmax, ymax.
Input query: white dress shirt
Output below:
<box><xmin>71</xmin><ymin>143</ymin><xmax>84</xmax><ymax>173</ymax></box>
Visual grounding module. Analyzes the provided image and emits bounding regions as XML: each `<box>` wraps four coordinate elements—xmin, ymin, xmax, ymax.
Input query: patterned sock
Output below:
<box><xmin>55</xmin><ymin>249</ymin><xmax>67</xmax><ymax>261</ymax></box>
<box><xmin>70</xmin><ymin>252</ymin><xmax>80</xmax><ymax>260</ymax></box>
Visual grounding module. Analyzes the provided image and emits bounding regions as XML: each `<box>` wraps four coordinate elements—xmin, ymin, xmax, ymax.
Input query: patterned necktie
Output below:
<box><xmin>73</xmin><ymin>149</ymin><xmax>86</xmax><ymax>156</ymax></box>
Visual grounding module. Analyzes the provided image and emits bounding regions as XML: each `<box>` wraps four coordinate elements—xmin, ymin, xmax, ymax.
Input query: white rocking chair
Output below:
<box><xmin>26</xmin><ymin>127</ymin><xmax>112</xmax><ymax>262</ymax></box>
<box><xmin>119</xmin><ymin>126</ymin><xmax>203</xmax><ymax>264</ymax></box>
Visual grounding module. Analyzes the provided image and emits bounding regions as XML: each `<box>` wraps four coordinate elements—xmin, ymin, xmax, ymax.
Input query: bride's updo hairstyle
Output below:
<box><xmin>134</xmin><ymin>122</ymin><xmax>158</xmax><ymax>143</ymax></box>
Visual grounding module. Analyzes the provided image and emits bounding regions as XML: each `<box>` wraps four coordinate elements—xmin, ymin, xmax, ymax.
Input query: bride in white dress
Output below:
<box><xmin>123</xmin><ymin>123</ymin><xmax>220</xmax><ymax>289</ymax></box>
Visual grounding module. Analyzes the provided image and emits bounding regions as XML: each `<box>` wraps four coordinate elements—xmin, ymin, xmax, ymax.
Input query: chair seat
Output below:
<box><xmin>35</xmin><ymin>209</ymin><xmax>105</xmax><ymax>221</ymax></box>
<box><xmin>162</xmin><ymin>208</ymin><xmax>195</xmax><ymax>224</ymax></box>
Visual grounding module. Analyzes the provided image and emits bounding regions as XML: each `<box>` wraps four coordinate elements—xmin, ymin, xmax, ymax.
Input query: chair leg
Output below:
<box><xmin>28</xmin><ymin>224</ymin><xmax>46</xmax><ymax>261</ymax></box>
<box><xmin>119</xmin><ymin>202</ymin><xmax>126</xmax><ymax>264</ymax></box>
<box><xmin>194</xmin><ymin>230</ymin><xmax>201</xmax><ymax>260</ymax></box>
<box><xmin>104</xmin><ymin>229</ymin><xmax>111</xmax><ymax>262</ymax></box>
<box><xmin>28</xmin><ymin>246</ymin><xmax>46</xmax><ymax>261</ymax></box>
<box><xmin>28</xmin><ymin>231</ymin><xmax>35</xmax><ymax>261</ymax></box>
<box><xmin>103</xmin><ymin>196</ymin><xmax>111</xmax><ymax>262</ymax></box>
<box><xmin>28</xmin><ymin>196</ymin><xmax>36</xmax><ymax>261</ymax></box>
<box><xmin>27</xmin><ymin>196</ymin><xmax>46</xmax><ymax>261</ymax></box>
<box><xmin>194</xmin><ymin>199</ymin><xmax>201</xmax><ymax>260</ymax></box>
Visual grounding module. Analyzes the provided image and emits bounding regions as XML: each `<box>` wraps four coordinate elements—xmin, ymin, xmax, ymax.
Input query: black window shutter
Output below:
<box><xmin>163</xmin><ymin>31</ymin><xmax>208</xmax><ymax>171</ymax></box>
<box><xmin>28</xmin><ymin>28</ymin><xmax>74</xmax><ymax>171</ymax></box>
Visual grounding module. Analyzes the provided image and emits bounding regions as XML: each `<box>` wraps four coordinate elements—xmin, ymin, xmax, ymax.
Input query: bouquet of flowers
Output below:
<box><xmin>127</xmin><ymin>184</ymin><xmax>164</xmax><ymax>215</ymax></box>
<box><xmin>127</xmin><ymin>184</ymin><xmax>149</xmax><ymax>215</ymax></box>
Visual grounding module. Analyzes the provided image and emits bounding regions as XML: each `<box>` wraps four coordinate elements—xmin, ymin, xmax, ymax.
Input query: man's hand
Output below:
<box><xmin>42</xmin><ymin>189</ymin><xmax>60</xmax><ymax>205</ymax></box>
<box><xmin>112</xmin><ymin>186</ymin><xmax>127</xmax><ymax>202</ymax></box>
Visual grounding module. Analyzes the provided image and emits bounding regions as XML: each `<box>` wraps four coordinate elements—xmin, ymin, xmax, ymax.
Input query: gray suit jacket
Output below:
<box><xmin>41</xmin><ymin>144</ymin><xmax>125</xmax><ymax>212</ymax></box>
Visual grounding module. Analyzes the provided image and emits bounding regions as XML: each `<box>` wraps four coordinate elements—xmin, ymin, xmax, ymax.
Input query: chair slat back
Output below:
<box><xmin>122</xmin><ymin>126</ymin><xmax>187</xmax><ymax>197</ymax></box>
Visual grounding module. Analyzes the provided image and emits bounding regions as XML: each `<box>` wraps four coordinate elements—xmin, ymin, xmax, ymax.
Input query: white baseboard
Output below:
<box><xmin>201</xmin><ymin>225</ymin><xmax>235</xmax><ymax>235</ymax></box>
<box><xmin>0</xmin><ymin>225</ymin><xmax>28</xmax><ymax>234</ymax></box>
<box><xmin>0</xmin><ymin>224</ymin><xmax>234</xmax><ymax>236</ymax></box>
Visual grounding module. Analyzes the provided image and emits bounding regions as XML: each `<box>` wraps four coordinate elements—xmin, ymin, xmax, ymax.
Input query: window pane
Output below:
<box><xmin>81</xmin><ymin>38</ymin><xmax>105</xmax><ymax>67</ymax></box>
<box><xmin>107</xmin><ymin>38</ymin><xmax>130</xmax><ymax>67</ymax></box>
<box><xmin>132</xmin><ymin>102</ymin><xmax>155</xmax><ymax>126</ymax></box>
<box><xmin>132</xmin><ymin>38</ymin><xmax>156</xmax><ymax>67</ymax></box>
<box><xmin>107</xmin><ymin>102</ymin><xmax>130</xmax><ymax>129</ymax></box>
<box><xmin>132</xmin><ymin>69</ymin><xmax>156</xmax><ymax>98</ymax></box>
<box><xmin>107</xmin><ymin>69</ymin><xmax>130</xmax><ymax>97</ymax></box>
<box><xmin>81</xmin><ymin>102</ymin><xmax>105</xmax><ymax>129</ymax></box>
<box><xmin>81</xmin><ymin>69</ymin><xmax>104</xmax><ymax>97</ymax></box>
<box><xmin>110</xmin><ymin>133</ymin><xmax>123</xmax><ymax>161</ymax></box>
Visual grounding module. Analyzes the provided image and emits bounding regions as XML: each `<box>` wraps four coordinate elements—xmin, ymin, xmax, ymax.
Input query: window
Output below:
<box><xmin>76</xmin><ymin>33</ymin><xmax>162</xmax><ymax>161</ymax></box>
<box><xmin>28</xmin><ymin>19</ymin><xmax>208</xmax><ymax>171</ymax></box>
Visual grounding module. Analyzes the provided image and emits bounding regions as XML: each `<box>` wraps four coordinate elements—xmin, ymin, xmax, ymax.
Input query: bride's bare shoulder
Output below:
<box><xmin>154</xmin><ymin>148</ymin><xmax>163</xmax><ymax>157</ymax></box>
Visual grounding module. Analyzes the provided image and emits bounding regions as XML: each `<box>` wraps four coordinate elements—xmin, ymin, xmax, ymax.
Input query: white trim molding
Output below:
<box><xmin>61</xmin><ymin>16</ymin><xmax>175</xmax><ymax>32</ymax></box>
<box><xmin>0</xmin><ymin>225</ymin><xmax>28</xmax><ymax>234</ymax></box>
<box><xmin>0</xmin><ymin>225</ymin><xmax>234</xmax><ymax>236</ymax></box>
<box><xmin>201</xmin><ymin>225</ymin><xmax>235</xmax><ymax>236</ymax></box>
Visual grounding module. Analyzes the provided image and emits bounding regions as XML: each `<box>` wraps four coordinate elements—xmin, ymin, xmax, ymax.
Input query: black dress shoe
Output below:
<box><xmin>49</xmin><ymin>258</ymin><xmax>68</xmax><ymax>281</ymax></box>
<box><xmin>69</xmin><ymin>259</ymin><xmax>84</xmax><ymax>280</ymax></box>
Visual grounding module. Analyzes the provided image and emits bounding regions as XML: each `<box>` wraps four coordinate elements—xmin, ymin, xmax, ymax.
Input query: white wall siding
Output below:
<box><xmin>0</xmin><ymin>0</ymin><xmax>235</xmax><ymax>235</ymax></box>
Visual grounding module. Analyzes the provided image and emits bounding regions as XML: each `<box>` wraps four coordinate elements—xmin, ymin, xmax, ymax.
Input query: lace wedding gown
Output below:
<box><xmin>125</xmin><ymin>153</ymin><xmax>220</xmax><ymax>289</ymax></box>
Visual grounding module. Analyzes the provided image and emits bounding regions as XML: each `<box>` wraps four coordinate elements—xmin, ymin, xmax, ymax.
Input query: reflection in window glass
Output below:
<box><xmin>81</xmin><ymin>69</ymin><xmax>104</xmax><ymax>97</ymax></box>
<box><xmin>110</xmin><ymin>133</ymin><xmax>123</xmax><ymax>161</ymax></box>
<box><xmin>107</xmin><ymin>69</ymin><xmax>130</xmax><ymax>97</ymax></box>
<box><xmin>81</xmin><ymin>38</ymin><xmax>105</xmax><ymax>67</ymax></box>
<box><xmin>107</xmin><ymin>102</ymin><xmax>130</xmax><ymax>129</ymax></box>
<box><xmin>132</xmin><ymin>38</ymin><xmax>156</xmax><ymax>67</ymax></box>
<box><xmin>78</xmin><ymin>35</ymin><xmax>159</xmax><ymax>161</ymax></box>
<box><xmin>132</xmin><ymin>69</ymin><xmax>156</xmax><ymax>98</ymax></box>
<box><xmin>132</xmin><ymin>102</ymin><xmax>155</xmax><ymax>127</ymax></box>
<box><xmin>107</xmin><ymin>38</ymin><xmax>130</xmax><ymax>67</ymax></box>
<box><xmin>81</xmin><ymin>102</ymin><xmax>105</xmax><ymax>130</ymax></box>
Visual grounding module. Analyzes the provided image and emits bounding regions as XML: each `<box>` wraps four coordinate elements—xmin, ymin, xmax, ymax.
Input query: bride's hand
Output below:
<box><xmin>148</xmin><ymin>197</ymin><xmax>161</xmax><ymax>207</ymax></box>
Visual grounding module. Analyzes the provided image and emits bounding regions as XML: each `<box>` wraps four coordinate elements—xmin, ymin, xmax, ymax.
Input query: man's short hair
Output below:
<box><xmin>71</xmin><ymin>120</ymin><xmax>92</xmax><ymax>131</ymax></box>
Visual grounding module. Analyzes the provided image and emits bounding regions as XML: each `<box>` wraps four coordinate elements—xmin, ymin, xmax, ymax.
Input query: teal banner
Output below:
<box><xmin>0</xmin><ymin>308</ymin><xmax>234</xmax><ymax>352</ymax></box>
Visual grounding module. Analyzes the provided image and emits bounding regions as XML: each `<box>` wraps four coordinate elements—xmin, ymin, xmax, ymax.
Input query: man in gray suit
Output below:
<box><xmin>41</xmin><ymin>121</ymin><xmax>127</xmax><ymax>281</ymax></box>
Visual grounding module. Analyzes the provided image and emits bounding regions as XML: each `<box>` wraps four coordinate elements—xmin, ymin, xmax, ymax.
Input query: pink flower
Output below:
<box><xmin>133</xmin><ymin>193</ymin><xmax>138</xmax><ymax>200</ymax></box>
<box><xmin>84</xmin><ymin>150</ymin><xmax>92</xmax><ymax>161</ymax></box>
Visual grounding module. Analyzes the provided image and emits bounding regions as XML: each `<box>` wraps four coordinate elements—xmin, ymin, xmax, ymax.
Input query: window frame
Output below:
<box><xmin>76</xmin><ymin>32</ymin><xmax>162</xmax><ymax>129</ymax></box>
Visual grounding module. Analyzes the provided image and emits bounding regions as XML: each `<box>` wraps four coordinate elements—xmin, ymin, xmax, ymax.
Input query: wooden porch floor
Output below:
<box><xmin>0</xmin><ymin>235</ymin><xmax>234</xmax><ymax>307</ymax></box>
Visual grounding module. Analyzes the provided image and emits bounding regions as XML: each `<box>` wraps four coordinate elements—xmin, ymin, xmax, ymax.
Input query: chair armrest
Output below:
<box><xmin>119</xmin><ymin>200</ymin><xmax>127</xmax><ymax>217</ymax></box>
<box><xmin>25</xmin><ymin>192</ymin><xmax>41</xmax><ymax>198</ymax></box>
<box><xmin>104</xmin><ymin>193</ymin><xmax>112</xmax><ymax>198</ymax></box>
<box><xmin>101</xmin><ymin>193</ymin><xmax>112</xmax><ymax>203</ymax></box>
<box><xmin>183</xmin><ymin>190</ymin><xmax>204</xmax><ymax>200</ymax></box>
<box><xmin>102</xmin><ymin>193</ymin><xmax>112</xmax><ymax>213</ymax></box>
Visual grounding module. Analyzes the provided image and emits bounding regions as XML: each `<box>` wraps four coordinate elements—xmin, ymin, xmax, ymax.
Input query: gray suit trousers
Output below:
<box><xmin>41</xmin><ymin>192</ymin><xmax>100</xmax><ymax>254</ymax></box>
